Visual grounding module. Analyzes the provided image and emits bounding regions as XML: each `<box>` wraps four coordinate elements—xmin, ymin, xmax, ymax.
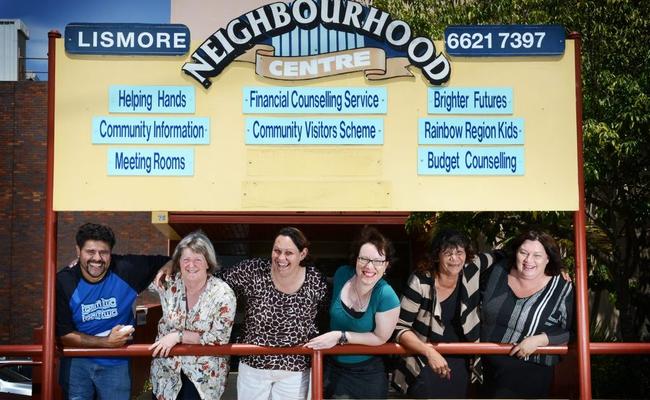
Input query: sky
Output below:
<box><xmin>0</xmin><ymin>0</ymin><xmax>171</xmax><ymax>79</ymax></box>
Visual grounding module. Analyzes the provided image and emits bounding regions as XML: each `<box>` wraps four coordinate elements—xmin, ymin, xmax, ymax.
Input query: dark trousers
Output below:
<box><xmin>407</xmin><ymin>356</ymin><xmax>469</xmax><ymax>399</ymax></box>
<box><xmin>324</xmin><ymin>356</ymin><xmax>388</xmax><ymax>399</ymax></box>
<box><xmin>480</xmin><ymin>355</ymin><xmax>554</xmax><ymax>399</ymax></box>
<box><xmin>151</xmin><ymin>372</ymin><xmax>201</xmax><ymax>400</ymax></box>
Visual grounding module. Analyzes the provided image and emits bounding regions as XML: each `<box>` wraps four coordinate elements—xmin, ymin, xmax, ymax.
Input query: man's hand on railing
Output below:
<box><xmin>106</xmin><ymin>325</ymin><xmax>134</xmax><ymax>348</ymax></box>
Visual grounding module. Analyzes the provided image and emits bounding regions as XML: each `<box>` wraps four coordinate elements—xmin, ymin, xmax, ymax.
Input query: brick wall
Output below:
<box><xmin>0</xmin><ymin>82</ymin><xmax>169</xmax><ymax>344</ymax></box>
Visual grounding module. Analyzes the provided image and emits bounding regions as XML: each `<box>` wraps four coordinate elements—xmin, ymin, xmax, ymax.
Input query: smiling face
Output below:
<box><xmin>355</xmin><ymin>242</ymin><xmax>388</xmax><ymax>287</ymax></box>
<box><xmin>77</xmin><ymin>240</ymin><xmax>112</xmax><ymax>283</ymax></box>
<box><xmin>271</xmin><ymin>234</ymin><xmax>307</xmax><ymax>278</ymax></box>
<box><xmin>179</xmin><ymin>247</ymin><xmax>209</xmax><ymax>284</ymax></box>
<box><xmin>436</xmin><ymin>245</ymin><xmax>467</xmax><ymax>278</ymax></box>
<box><xmin>514</xmin><ymin>239</ymin><xmax>549</xmax><ymax>280</ymax></box>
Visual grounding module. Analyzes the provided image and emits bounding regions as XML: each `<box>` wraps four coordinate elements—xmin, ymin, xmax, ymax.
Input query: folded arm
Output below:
<box><xmin>305</xmin><ymin>306</ymin><xmax>399</xmax><ymax>349</ymax></box>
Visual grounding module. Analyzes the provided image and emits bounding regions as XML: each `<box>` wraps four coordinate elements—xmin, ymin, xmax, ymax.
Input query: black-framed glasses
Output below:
<box><xmin>357</xmin><ymin>256</ymin><xmax>388</xmax><ymax>267</ymax></box>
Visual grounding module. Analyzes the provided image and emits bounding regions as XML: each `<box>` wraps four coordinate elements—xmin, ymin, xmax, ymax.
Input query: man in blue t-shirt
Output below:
<box><xmin>56</xmin><ymin>223</ymin><xmax>170</xmax><ymax>399</ymax></box>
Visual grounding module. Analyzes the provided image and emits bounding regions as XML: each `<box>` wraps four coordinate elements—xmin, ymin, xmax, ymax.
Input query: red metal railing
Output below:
<box><xmin>2</xmin><ymin>342</ymin><xmax>650</xmax><ymax>399</ymax></box>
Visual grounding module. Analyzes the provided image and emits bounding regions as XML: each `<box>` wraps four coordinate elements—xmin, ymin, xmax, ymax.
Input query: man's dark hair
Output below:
<box><xmin>75</xmin><ymin>223</ymin><xmax>116</xmax><ymax>249</ymax></box>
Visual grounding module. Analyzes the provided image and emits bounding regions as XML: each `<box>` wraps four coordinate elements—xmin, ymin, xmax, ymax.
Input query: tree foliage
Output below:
<box><xmin>374</xmin><ymin>0</ymin><xmax>650</xmax><ymax>342</ymax></box>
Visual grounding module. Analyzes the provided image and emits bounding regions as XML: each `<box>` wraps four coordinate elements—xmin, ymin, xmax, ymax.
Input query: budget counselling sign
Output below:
<box><xmin>53</xmin><ymin>0</ymin><xmax>578</xmax><ymax>211</ymax></box>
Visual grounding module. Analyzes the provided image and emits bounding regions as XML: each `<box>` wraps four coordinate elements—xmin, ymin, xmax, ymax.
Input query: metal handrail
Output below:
<box><xmin>3</xmin><ymin>342</ymin><xmax>650</xmax><ymax>358</ymax></box>
<box><xmin>2</xmin><ymin>342</ymin><xmax>649</xmax><ymax>399</ymax></box>
<box><xmin>0</xmin><ymin>360</ymin><xmax>42</xmax><ymax>369</ymax></box>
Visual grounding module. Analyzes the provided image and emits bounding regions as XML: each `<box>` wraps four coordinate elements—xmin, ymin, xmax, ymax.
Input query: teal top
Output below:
<box><xmin>329</xmin><ymin>265</ymin><xmax>400</xmax><ymax>363</ymax></box>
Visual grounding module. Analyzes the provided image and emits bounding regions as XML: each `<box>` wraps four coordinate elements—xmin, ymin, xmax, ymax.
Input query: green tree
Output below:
<box><xmin>373</xmin><ymin>0</ymin><xmax>650</xmax><ymax>340</ymax></box>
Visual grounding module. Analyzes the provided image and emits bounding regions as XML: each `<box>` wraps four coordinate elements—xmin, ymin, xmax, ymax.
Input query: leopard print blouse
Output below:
<box><xmin>219</xmin><ymin>258</ymin><xmax>328</xmax><ymax>371</ymax></box>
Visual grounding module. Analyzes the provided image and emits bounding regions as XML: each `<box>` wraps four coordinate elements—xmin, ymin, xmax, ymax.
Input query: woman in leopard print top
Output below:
<box><xmin>218</xmin><ymin>227</ymin><xmax>328</xmax><ymax>400</ymax></box>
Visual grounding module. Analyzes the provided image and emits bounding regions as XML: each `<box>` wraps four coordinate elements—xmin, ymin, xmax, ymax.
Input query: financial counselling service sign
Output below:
<box><xmin>53</xmin><ymin>0</ymin><xmax>578</xmax><ymax>212</ymax></box>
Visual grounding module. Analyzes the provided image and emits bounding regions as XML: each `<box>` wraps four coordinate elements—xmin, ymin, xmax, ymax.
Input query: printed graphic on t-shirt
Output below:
<box><xmin>81</xmin><ymin>297</ymin><xmax>118</xmax><ymax>322</ymax></box>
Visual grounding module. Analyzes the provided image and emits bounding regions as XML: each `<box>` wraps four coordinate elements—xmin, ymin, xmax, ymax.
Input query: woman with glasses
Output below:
<box><xmin>392</xmin><ymin>229</ymin><xmax>501</xmax><ymax>399</ymax></box>
<box><xmin>305</xmin><ymin>226</ymin><xmax>400</xmax><ymax>399</ymax></box>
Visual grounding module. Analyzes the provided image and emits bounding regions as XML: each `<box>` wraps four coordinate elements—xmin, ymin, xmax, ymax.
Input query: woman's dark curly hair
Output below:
<box><xmin>415</xmin><ymin>228</ymin><xmax>475</xmax><ymax>274</ymax></box>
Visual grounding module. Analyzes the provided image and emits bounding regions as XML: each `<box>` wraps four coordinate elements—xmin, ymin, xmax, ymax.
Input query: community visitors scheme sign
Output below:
<box><xmin>53</xmin><ymin>0</ymin><xmax>579</xmax><ymax>212</ymax></box>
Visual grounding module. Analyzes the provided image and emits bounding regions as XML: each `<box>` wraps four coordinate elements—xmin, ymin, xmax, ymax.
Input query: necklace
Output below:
<box><xmin>351</xmin><ymin>277</ymin><xmax>371</xmax><ymax>311</ymax></box>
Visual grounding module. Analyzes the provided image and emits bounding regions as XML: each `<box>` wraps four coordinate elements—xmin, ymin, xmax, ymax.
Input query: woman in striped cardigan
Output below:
<box><xmin>392</xmin><ymin>229</ymin><xmax>500</xmax><ymax>398</ymax></box>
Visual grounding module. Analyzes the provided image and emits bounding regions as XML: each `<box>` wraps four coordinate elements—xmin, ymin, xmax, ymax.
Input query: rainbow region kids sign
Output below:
<box><xmin>53</xmin><ymin>0</ymin><xmax>579</xmax><ymax>212</ymax></box>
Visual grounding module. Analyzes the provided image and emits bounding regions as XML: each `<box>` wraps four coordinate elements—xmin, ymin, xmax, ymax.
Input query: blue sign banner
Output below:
<box><xmin>245</xmin><ymin>118</ymin><xmax>383</xmax><ymax>145</ymax></box>
<box><xmin>243</xmin><ymin>87</ymin><xmax>387</xmax><ymax>114</ymax></box>
<box><xmin>417</xmin><ymin>147</ymin><xmax>524</xmax><ymax>175</ymax></box>
<box><xmin>107</xmin><ymin>148</ymin><xmax>194</xmax><ymax>176</ymax></box>
<box><xmin>444</xmin><ymin>25</ymin><xmax>565</xmax><ymax>57</ymax></box>
<box><xmin>65</xmin><ymin>23</ymin><xmax>190</xmax><ymax>55</ymax></box>
<box><xmin>419</xmin><ymin>118</ymin><xmax>524</xmax><ymax>144</ymax></box>
<box><xmin>428</xmin><ymin>88</ymin><xmax>513</xmax><ymax>114</ymax></box>
<box><xmin>109</xmin><ymin>86</ymin><xmax>195</xmax><ymax>113</ymax></box>
<box><xmin>92</xmin><ymin>117</ymin><xmax>210</xmax><ymax>144</ymax></box>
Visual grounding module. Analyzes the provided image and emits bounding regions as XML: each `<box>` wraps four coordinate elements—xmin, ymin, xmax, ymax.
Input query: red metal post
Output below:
<box><xmin>42</xmin><ymin>30</ymin><xmax>61</xmax><ymax>400</ymax></box>
<box><xmin>311</xmin><ymin>350</ymin><xmax>323</xmax><ymax>400</ymax></box>
<box><xmin>570</xmin><ymin>32</ymin><xmax>592</xmax><ymax>400</ymax></box>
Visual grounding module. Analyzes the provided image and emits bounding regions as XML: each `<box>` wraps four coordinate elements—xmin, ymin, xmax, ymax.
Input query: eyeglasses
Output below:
<box><xmin>441</xmin><ymin>249</ymin><xmax>466</xmax><ymax>259</ymax></box>
<box><xmin>357</xmin><ymin>256</ymin><xmax>388</xmax><ymax>267</ymax></box>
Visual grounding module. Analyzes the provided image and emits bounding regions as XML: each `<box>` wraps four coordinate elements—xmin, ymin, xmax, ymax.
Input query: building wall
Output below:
<box><xmin>0</xmin><ymin>81</ymin><xmax>169</xmax><ymax>344</ymax></box>
<box><xmin>0</xmin><ymin>19</ymin><xmax>28</xmax><ymax>81</ymax></box>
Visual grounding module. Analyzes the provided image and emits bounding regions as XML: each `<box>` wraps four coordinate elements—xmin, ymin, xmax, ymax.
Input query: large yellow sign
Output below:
<box><xmin>53</xmin><ymin>27</ymin><xmax>578</xmax><ymax>212</ymax></box>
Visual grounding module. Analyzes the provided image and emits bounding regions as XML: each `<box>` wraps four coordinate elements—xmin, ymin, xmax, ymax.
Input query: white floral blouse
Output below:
<box><xmin>151</xmin><ymin>274</ymin><xmax>236</xmax><ymax>400</ymax></box>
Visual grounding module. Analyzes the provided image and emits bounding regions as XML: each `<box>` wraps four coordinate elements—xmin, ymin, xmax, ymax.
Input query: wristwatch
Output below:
<box><xmin>177</xmin><ymin>330</ymin><xmax>184</xmax><ymax>344</ymax></box>
<box><xmin>338</xmin><ymin>331</ymin><xmax>348</xmax><ymax>345</ymax></box>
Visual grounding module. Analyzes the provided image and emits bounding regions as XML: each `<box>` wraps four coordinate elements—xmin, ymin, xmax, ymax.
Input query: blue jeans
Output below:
<box><xmin>60</xmin><ymin>357</ymin><xmax>131</xmax><ymax>400</ymax></box>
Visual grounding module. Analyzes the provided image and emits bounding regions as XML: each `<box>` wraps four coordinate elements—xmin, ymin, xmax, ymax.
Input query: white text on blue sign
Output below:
<box><xmin>419</xmin><ymin>118</ymin><xmax>524</xmax><ymax>144</ymax></box>
<box><xmin>243</xmin><ymin>87</ymin><xmax>387</xmax><ymax>114</ymax></box>
<box><xmin>109</xmin><ymin>86</ymin><xmax>195</xmax><ymax>113</ymax></box>
<box><xmin>428</xmin><ymin>88</ymin><xmax>513</xmax><ymax>114</ymax></box>
<box><xmin>246</xmin><ymin>118</ymin><xmax>383</xmax><ymax>145</ymax></box>
<box><xmin>444</xmin><ymin>25</ymin><xmax>566</xmax><ymax>57</ymax></box>
<box><xmin>108</xmin><ymin>148</ymin><xmax>194</xmax><ymax>176</ymax></box>
<box><xmin>92</xmin><ymin>117</ymin><xmax>210</xmax><ymax>144</ymax></box>
<box><xmin>417</xmin><ymin>147</ymin><xmax>524</xmax><ymax>175</ymax></box>
<box><xmin>65</xmin><ymin>23</ymin><xmax>190</xmax><ymax>55</ymax></box>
